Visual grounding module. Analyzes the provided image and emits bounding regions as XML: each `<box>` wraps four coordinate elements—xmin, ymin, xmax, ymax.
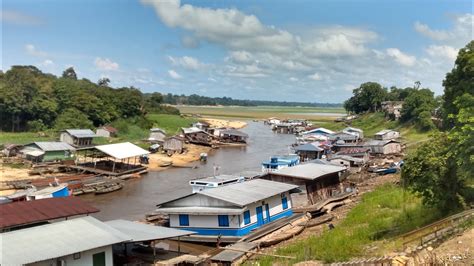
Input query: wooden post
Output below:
<box><xmin>112</xmin><ymin>161</ymin><xmax>116</xmax><ymax>172</ymax></box>
<box><xmin>178</xmin><ymin>237</ymin><xmax>181</xmax><ymax>254</ymax></box>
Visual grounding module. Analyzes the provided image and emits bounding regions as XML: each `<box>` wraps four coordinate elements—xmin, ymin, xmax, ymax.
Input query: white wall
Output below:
<box><xmin>238</xmin><ymin>191</ymin><xmax>292</xmax><ymax>227</ymax></box>
<box><xmin>30</xmin><ymin>246</ymin><xmax>113</xmax><ymax>266</ymax></box>
<box><xmin>170</xmin><ymin>213</ymin><xmax>240</xmax><ymax>229</ymax></box>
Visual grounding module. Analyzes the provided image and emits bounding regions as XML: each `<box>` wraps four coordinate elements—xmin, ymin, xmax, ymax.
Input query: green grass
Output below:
<box><xmin>256</xmin><ymin>184</ymin><xmax>441</xmax><ymax>265</ymax></box>
<box><xmin>0</xmin><ymin>132</ymin><xmax>56</xmax><ymax>145</ymax></box>
<box><xmin>147</xmin><ymin>114</ymin><xmax>197</xmax><ymax>135</ymax></box>
<box><xmin>177</xmin><ymin>105</ymin><xmax>345</xmax><ymax>120</ymax></box>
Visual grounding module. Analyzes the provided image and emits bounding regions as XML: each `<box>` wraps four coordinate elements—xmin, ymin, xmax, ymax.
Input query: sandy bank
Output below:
<box><xmin>0</xmin><ymin>165</ymin><xmax>35</xmax><ymax>182</ymax></box>
<box><xmin>202</xmin><ymin>118</ymin><xmax>247</xmax><ymax>129</ymax></box>
<box><xmin>148</xmin><ymin>144</ymin><xmax>212</xmax><ymax>171</ymax></box>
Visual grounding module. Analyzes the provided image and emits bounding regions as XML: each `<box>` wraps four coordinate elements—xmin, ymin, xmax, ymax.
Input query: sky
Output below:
<box><xmin>1</xmin><ymin>0</ymin><xmax>472</xmax><ymax>103</ymax></box>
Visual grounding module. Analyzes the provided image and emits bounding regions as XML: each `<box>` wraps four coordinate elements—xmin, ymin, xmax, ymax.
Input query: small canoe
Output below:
<box><xmin>160</xmin><ymin>161</ymin><xmax>173</xmax><ymax>167</ymax></box>
<box><xmin>95</xmin><ymin>183</ymin><xmax>123</xmax><ymax>195</ymax></box>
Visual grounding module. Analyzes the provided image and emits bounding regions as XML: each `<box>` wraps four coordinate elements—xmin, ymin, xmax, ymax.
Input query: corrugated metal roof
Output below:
<box><xmin>154</xmin><ymin>206</ymin><xmax>246</xmax><ymax>215</ymax></box>
<box><xmin>375</xmin><ymin>129</ymin><xmax>397</xmax><ymax>135</ymax></box>
<box><xmin>294</xmin><ymin>142</ymin><xmax>324</xmax><ymax>152</ymax></box>
<box><xmin>182</xmin><ymin>127</ymin><xmax>204</xmax><ymax>134</ymax></box>
<box><xmin>95</xmin><ymin>142</ymin><xmax>150</xmax><ymax>159</ymax></box>
<box><xmin>27</xmin><ymin>141</ymin><xmax>75</xmax><ymax>151</ymax></box>
<box><xmin>328</xmin><ymin>133</ymin><xmax>359</xmax><ymax>141</ymax></box>
<box><xmin>328</xmin><ymin>155</ymin><xmax>365</xmax><ymax>163</ymax></box>
<box><xmin>343</xmin><ymin>127</ymin><xmax>363</xmax><ymax>133</ymax></box>
<box><xmin>198</xmin><ymin>179</ymin><xmax>298</xmax><ymax>207</ymax></box>
<box><xmin>0</xmin><ymin>197</ymin><xmax>99</xmax><ymax>230</ymax></box>
<box><xmin>0</xmin><ymin>216</ymin><xmax>130</xmax><ymax>265</ymax></box>
<box><xmin>105</xmin><ymin>220</ymin><xmax>194</xmax><ymax>242</ymax></box>
<box><xmin>365</xmin><ymin>139</ymin><xmax>400</xmax><ymax>146</ymax></box>
<box><xmin>270</xmin><ymin>162</ymin><xmax>346</xmax><ymax>180</ymax></box>
<box><xmin>65</xmin><ymin>129</ymin><xmax>97</xmax><ymax>138</ymax></box>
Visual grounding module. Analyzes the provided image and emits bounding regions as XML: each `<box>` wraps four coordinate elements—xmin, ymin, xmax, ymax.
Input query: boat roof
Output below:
<box><xmin>0</xmin><ymin>197</ymin><xmax>99</xmax><ymax>230</ymax></box>
<box><xmin>64</xmin><ymin>129</ymin><xmax>97</xmax><ymax>138</ymax></box>
<box><xmin>95</xmin><ymin>142</ymin><xmax>150</xmax><ymax>159</ymax></box>
<box><xmin>269</xmin><ymin>162</ymin><xmax>346</xmax><ymax>181</ymax></box>
<box><xmin>190</xmin><ymin>175</ymin><xmax>242</xmax><ymax>184</ymax></box>
<box><xmin>28</xmin><ymin>184</ymin><xmax>68</xmax><ymax>196</ymax></box>
<box><xmin>105</xmin><ymin>219</ymin><xmax>194</xmax><ymax>242</ymax></box>
<box><xmin>1</xmin><ymin>216</ymin><xmax>130</xmax><ymax>266</ymax></box>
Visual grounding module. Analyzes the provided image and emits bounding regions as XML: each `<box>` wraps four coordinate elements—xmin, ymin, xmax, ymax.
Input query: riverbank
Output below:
<box><xmin>148</xmin><ymin>144</ymin><xmax>212</xmax><ymax>170</ymax></box>
<box><xmin>202</xmin><ymin>118</ymin><xmax>247</xmax><ymax>129</ymax></box>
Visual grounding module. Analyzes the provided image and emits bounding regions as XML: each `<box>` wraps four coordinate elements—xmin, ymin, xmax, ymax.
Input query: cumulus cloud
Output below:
<box><xmin>25</xmin><ymin>44</ymin><xmax>47</xmax><ymax>57</ymax></box>
<box><xmin>414</xmin><ymin>14</ymin><xmax>473</xmax><ymax>47</ymax></box>
<box><xmin>40</xmin><ymin>59</ymin><xmax>54</xmax><ymax>67</ymax></box>
<box><xmin>168</xmin><ymin>55</ymin><xmax>205</xmax><ymax>70</ymax></box>
<box><xmin>181</xmin><ymin>35</ymin><xmax>200</xmax><ymax>48</ymax></box>
<box><xmin>386</xmin><ymin>48</ymin><xmax>416</xmax><ymax>66</ymax></box>
<box><xmin>225</xmin><ymin>64</ymin><xmax>267</xmax><ymax>78</ymax></box>
<box><xmin>1</xmin><ymin>10</ymin><xmax>43</xmax><ymax>25</ymax></box>
<box><xmin>94</xmin><ymin>57</ymin><xmax>119</xmax><ymax>71</ymax></box>
<box><xmin>308</xmin><ymin>72</ymin><xmax>322</xmax><ymax>80</ymax></box>
<box><xmin>426</xmin><ymin>45</ymin><xmax>458</xmax><ymax>61</ymax></box>
<box><xmin>227</xmin><ymin>51</ymin><xmax>254</xmax><ymax>64</ymax></box>
<box><xmin>289</xmin><ymin>77</ymin><xmax>298</xmax><ymax>82</ymax></box>
<box><xmin>168</xmin><ymin>69</ymin><xmax>182</xmax><ymax>79</ymax></box>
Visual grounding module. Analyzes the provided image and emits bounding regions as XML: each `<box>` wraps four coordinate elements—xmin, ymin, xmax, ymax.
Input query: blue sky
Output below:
<box><xmin>2</xmin><ymin>0</ymin><xmax>472</xmax><ymax>103</ymax></box>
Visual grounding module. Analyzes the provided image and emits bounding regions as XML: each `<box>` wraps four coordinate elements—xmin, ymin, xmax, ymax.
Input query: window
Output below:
<box><xmin>218</xmin><ymin>215</ymin><xmax>229</xmax><ymax>227</ymax></box>
<box><xmin>179</xmin><ymin>214</ymin><xmax>189</xmax><ymax>226</ymax></box>
<box><xmin>243</xmin><ymin>210</ymin><xmax>251</xmax><ymax>225</ymax></box>
<box><xmin>282</xmin><ymin>197</ymin><xmax>288</xmax><ymax>210</ymax></box>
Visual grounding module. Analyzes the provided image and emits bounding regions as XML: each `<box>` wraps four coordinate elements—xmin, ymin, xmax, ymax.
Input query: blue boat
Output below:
<box><xmin>375</xmin><ymin>167</ymin><xmax>397</xmax><ymax>175</ymax></box>
<box><xmin>262</xmin><ymin>155</ymin><xmax>300</xmax><ymax>173</ymax></box>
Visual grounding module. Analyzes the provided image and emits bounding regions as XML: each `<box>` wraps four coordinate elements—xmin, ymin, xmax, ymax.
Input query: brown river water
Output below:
<box><xmin>82</xmin><ymin>121</ymin><xmax>296</xmax><ymax>221</ymax></box>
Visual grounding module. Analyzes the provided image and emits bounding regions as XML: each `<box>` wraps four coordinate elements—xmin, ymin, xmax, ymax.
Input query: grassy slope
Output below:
<box><xmin>0</xmin><ymin>114</ymin><xmax>196</xmax><ymax>146</ymax></box>
<box><xmin>257</xmin><ymin>184</ymin><xmax>441</xmax><ymax>265</ymax></box>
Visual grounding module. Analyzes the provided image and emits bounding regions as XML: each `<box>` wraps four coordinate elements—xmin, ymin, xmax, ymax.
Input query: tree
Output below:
<box><xmin>62</xmin><ymin>67</ymin><xmax>77</xmax><ymax>80</ymax></box>
<box><xmin>442</xmin><ymin>41</ymin><xmax>474</xmax><ymax>128</ymax></box>
<box><xmin>54</xmin><ymin>108</ymin><xmax>93</xmax><ymax>130</ymax></box>
<box><xmin>344</xmin><ymin>82</ymin><xmax>388</xmax><ymax>114</ymax></box>
<box><xmin>97</xmin><ymin>77</ymin><xmax>110</xmax><ymax>86</ymax></box>
<box><xmin>400</xmin><ymin>88</ymin><xmax>437</xmax><ymax>130</ymax></box>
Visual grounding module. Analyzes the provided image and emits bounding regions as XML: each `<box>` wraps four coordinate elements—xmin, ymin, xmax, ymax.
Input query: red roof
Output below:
<box><xmin>0</xmin><ymin>197</ymin><xmax>99</xmax><ymax>230</ymax></box>
<box><xmin>102</xmin><ymin>125</ymin><xmax>118</xmax><ymax>133</ymax></box>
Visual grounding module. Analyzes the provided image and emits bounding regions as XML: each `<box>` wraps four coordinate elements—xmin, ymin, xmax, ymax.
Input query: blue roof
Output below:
<box><xmin>262</xmin><ymin>155</ymin><xmax>300</xmax><ymax>167</ymax></box>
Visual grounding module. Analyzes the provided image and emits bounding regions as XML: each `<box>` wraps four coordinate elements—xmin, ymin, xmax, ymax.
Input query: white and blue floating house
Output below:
<box><xmin>155</xmin><ymin>179</ymin><xmax>298</xmax><ymax>240</ymax></box>
<box><xmin>261</xmin><ymin>155</ymin><xmax>300</xmax><ymax>172</ymax></box>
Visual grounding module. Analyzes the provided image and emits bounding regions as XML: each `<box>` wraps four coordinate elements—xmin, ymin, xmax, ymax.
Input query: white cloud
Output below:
<box><xmin>181</xmin><ymin>35</ymin><xmax>200</xmax><ymax>48</ymax></box>
<box><xmin>168</xmin><ymin>69</ymin><xmax>182</xmax><ymax>79</ymax></box>
<box><xmin>225</xmin><ymin>64</ymin><xmax>267</xmax><ymax>78</ymax></box>
<box><xmin>386</xmin><ymin>48</ymin><xmax>416</xmax><ymax>66</ymax></box>
<box><xmin>40</xmin><ymin>59</ymin><xmax>54</xmax><ymax>67</ymax></box>
<box><xmin>168</xmin><ymin>55</ymin><xmax>205</xmax><ymax>70</ymax></box>
<box><xmin>426</xmin><ymin>45</ymin><xmax>458</xmax><ymax>61</ymax></box>
<box><xmin>1</xmin><ymin>10</ymin><xmax>43</xmax><ymax>25</ymax></box>
<box><xmin>414</xmin><ymin>14</ymin><xmax>473</xmax><ymax>47</ymax></box>
<box><xmin>208</xmin><ymin>77</ymin><xmax>217</xmax><ymax>82</ymax></box>
<box><xmin>289</xmin><ymin>77</ymin><xmax>298</xmax><ymax>82</ymax></box>
<box><xmin>94</xmin><ymin>57</ymin><xmax>119</xmax><ymax>71</ymax></box>
<box><xmin>25</xmin><ymin>44</ymin><xmax>47</xmax><ymax>57</ymax></box>
<box><xmin>227</xmin><ymin>51</ymin><xmax>254</xmax><ymax>64</ymax></box>
<box><xmin>308</xmin><ymin>72</ymin><xmax>322</xmax><ymax>80</ymax></box>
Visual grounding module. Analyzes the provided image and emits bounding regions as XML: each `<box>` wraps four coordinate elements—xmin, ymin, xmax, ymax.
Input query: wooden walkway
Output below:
<box><xmin>64</xmin><ymin>165</ymin><xmax>146</xmax><ymax>176</ymax></box>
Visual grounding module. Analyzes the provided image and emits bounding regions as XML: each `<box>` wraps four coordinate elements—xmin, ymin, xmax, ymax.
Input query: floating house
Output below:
<box><xmin>96</xmin><ymin>125</ymin><xmax>118</xmax><ymax>138</ymax></box>
<box><xmin>261</xmin><ymin>155</ymin><xmax>300</xmax><ymax>172</ymax></box>
<box><xmin>163</xmin><ymin>136</ymin><xmax>185</xmax><ymax>154</ymax></box>
<box><xmin>27</xmin><ymin>184</ymin><xmax>70</xmax><ymax>201</ymax></box>
<box><xmin>182</xmin><ymin>127</ymin><xmax>214</xmax><ymax>146</ymax></box>
<box><xmin>342</xmin><ymin>127</ymin><xmax>364</xmax><ymax>139</ymax></box>
<box><xmin>148</xmin><ymin>128</ymin><xmax>167</xmax><ymax>143</ymax></box>
<box><xmin>327</xmin><ymin>155</ymin><xmax>366</xmax><ymax>167</ymax></box>
<box><xmin>189</xmin><ymin>175</ymin><xmax>245</xmax><ymax>193</ymax></box>
<box><xmin>20</xmin><ymin>142</ymin><xmax>75</xmax><ymax>162</ymax></box>
<box><xmin>261</xmin><ymin>162</ymin><xmax>348</xmax><ymax>205</ymax></box>
<box><xmin>365</xmin><ymin>139</ymin><xmax>402</xmax><ymax>155</ymax></box>
<box><xmin>300</xmin><ymin>127</ymin><xmax>334</xmax><ymax>136</ymax></box>
<box><xmin>192</xmin><ymin>121</ymin><xmax>211</xmax><ymax>131</ymax></box>
<box><xmin>374</xmin><ymin>129</ymin><xmax>400</xmax><ymax>140</ymax></box>
<box><xmin>216</xmin><ymin>129</ymin><xmax>249</xmax><ymax>143</ymax></box>
<box><xmin>328</xmin><ymin>132</ymin><xmax>360</xmax><ymax>143</ymax></box>
<box><xmin>155</xmin><ymin>179</ymin><xmax>298</xmax><ymax>242</ymax></box>
<box><xmin>293</xmin><ymin>142</ymin><xmax>325</xmax><ymax>162</ymax></box>
<box><xmin>60</xmin><ymin>129</ymin><xmax>97</xmax><ymax>148</ymax></box>
<box><xmin>265</xmin><ymin>117</ymin><xmax>281</xmax><ymax>125</ymax></box>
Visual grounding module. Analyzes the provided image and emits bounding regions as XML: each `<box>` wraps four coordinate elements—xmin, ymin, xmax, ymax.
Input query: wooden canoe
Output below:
<box><xmin>95</xmin><ymin>183</ymin><xmax>123</xmax><ymax>194</ymax></box>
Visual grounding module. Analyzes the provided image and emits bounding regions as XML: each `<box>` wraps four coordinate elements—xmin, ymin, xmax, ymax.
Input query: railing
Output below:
<box><xmin>400</xmin><ymin>208</ymin><xmax>474</xmax><ymax>248</ymax></box>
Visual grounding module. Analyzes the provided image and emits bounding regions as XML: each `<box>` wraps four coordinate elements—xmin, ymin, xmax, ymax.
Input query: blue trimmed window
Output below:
<box><xmin>179</xmin><ymin>214</ymin><xmax>189</xmax><ymax>226</ymax></box>
<box><xmin>218</xmin><ymin>215</ymin><xmax>229</xmax><ymax>227</ymax></box>
<box><xmin>243</xmin><ymin>210</ymin><xmax>251</xmax><ymax>225</ymax></box>
<box><xmin>282</xmin><ymin>197</ymin><xmax>288</xmax><ymax>210</ymax></box>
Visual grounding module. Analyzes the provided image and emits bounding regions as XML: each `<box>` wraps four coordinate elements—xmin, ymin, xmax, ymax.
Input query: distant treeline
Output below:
<box><xmin>158</xmin><ymin>93</ymin><xmax>342</xmax><ymax>108</ymax></box>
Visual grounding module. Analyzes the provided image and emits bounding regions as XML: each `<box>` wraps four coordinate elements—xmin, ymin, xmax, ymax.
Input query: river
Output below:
<box><xmin>82</xmin><ymin>121</ymin><xmax>296</xmax><ymax>221</ymax></box>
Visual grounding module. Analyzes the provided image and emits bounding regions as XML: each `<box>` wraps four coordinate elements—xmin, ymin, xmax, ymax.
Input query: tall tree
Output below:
<box><xmin>97</xmin><ymin>77</ymin><xmax>110</xmax><ymax>86</ymax></box>
<box><xmin>442</xmin><ymin>41</ymin><xmax>474</xmax><ymax>128</ymax></box>
<box><xmin>344</xmin><ymin>82</ymin><xmax>388</xmax><ymax>114</ymax></box>
<box><xmin>62</xmin><ymin>67</ymin><xmax>77</xmax><ymax>80</ymax></box>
